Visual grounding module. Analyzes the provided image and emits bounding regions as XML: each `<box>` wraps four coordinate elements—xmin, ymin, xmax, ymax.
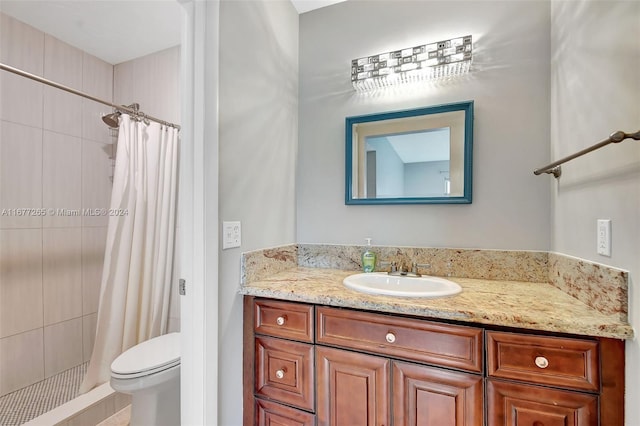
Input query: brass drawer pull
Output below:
<box><xmin>275</xmin><ymin>369</ymin><xmax>286</xmax><ymax>379</ymax></box>
<box><xmin>535</xmin><ymin>356</ymin><xmax>549</xmax><ymax>369</ymax></box>
<box><xmin>385</xmin><ymin>332</ymin><xmax>396</xmax><ymax>343</ymax></box>
<box><xmin>276</xmin><ymin>316</ymin><xmax>286</xmax><ymax>326</ymax></box>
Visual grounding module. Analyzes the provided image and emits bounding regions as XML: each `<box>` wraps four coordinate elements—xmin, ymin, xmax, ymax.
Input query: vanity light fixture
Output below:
<box><xmin>351</xmin><ymin>35</ymin><xmax>472</xmax><ymax>91</ymax></box>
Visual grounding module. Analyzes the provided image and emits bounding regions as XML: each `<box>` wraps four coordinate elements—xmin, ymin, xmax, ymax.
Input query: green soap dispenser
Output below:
<box><xmin>362</xmin><ymin>238</ymin><xmax>377</xmax><ymax>273</ymax></box>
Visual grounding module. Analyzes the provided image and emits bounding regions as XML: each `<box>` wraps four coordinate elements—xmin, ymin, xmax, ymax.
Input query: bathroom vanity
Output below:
<box><xmin>240</xmin><ymin>246</ymin><xmax>632</xmax><ymax>426</ymax></box>
<box><xmin>243</xmin><ymin>296</ymin><xmax>624</xmax><ymax>426</ymax></box>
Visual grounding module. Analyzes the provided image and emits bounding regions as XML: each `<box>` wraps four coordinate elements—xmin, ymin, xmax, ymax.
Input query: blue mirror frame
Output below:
<box><xmin>345</xmin><ymin>100</ymin><xmax>473</xmax><ymax>205</ymax></box>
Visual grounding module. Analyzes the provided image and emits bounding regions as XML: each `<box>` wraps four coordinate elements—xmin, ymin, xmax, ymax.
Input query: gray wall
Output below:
<box><xmin>212</xmin><ymin>0</ymin><xmax>639</xmax><ymax>424</ymax></box>
<box><xmin>218</xmin><ymin>1</ymin><xmax>299</xmax><ymax>424</ymax></box>
<box><xmin>298</xmin><ymin>1</ymin><xmax>551</xmax><ymax>249</ymax></box>
<box><xmin>405</xmin><ymin>160</ymin><xmax>451</xmax><ymax>197</ymax></box>
<box><xmin>550</xmin><ymin>1</ymin><xmax>640</xmax><ymax>423</ymax></box>
<box><xmin>368</xmin><ymin>137</ymin><xmax>404</xmax><ymax>197</ymax></box>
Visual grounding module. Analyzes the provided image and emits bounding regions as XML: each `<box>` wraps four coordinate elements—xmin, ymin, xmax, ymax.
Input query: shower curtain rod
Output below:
<box><xmin>0</xmin><ymin>62</ymin><xmax>180</xmax><ymax>130</ymax></box>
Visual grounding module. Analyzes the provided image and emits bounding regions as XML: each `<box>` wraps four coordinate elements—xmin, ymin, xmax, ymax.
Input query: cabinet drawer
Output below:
<box><xmin>487</xmin><ymin>331</ymin><xmax>600</xmax><ymax>392</ymax></box>
<box><xmin>255</xmin><ymin>336</ymin><xmax>315</xmax><ymax>411</ymax></box>
<box><xmin>255</xmin><ymin>398</ymin><xmax>315</xmax><ymax>426</ymax></box>
<box><xmin>487</xmin><ymin>379</ymin><xmax>598</xmax><ymax>426</ymax></box>
<box><xmin>317</xmin><ymin>306</ymin><xmax>483</xmax><ymax>373</ymax></box>
<box><xmin>254</xmin><ymin>299</ymin><xmax>314</xmax><ymax>343</ymax></box>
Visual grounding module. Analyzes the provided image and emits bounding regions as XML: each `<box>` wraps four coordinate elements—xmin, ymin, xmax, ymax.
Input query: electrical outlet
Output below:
<box><xmin>222</xmin><ymin>221</ymin><xmax>241</xmax><ymax>249</ymax></box>
<box><xmin>597</xmin><ymin>219</ymin><xmax>611</xmax><ymax>257</ymax></box>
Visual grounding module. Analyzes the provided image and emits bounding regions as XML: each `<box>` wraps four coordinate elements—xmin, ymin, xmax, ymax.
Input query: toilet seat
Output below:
<box><xmin>111</xmin><ymin>332</ymin><xmax>180</xmax><ymax>379</ymax></box>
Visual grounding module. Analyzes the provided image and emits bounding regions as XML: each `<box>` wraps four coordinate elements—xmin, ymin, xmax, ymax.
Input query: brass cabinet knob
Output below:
<box><xmin>276</xmin><ymin>316</ymin><xmax>286</xmax><ymax>326</ymax></box>
<box><xmin>385</xmin><ymin>332</ymin><xmax>396</xmax><ymax>343</ymax></box>
<box><xmin>275</xmin><ymin>369</ymin><xmax>285</xmax><ymax>379</ymax></box>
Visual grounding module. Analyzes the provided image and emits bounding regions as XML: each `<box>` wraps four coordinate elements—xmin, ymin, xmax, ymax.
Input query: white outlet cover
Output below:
<box><xmin>222</xmin><ymin>221</ymin><xmax>241</xmax><ymax>249</ymax></box>
<box><xmin>597</xmin><ymin>219</ymin><xmax>611</xmax><ymax>257</ymax></box>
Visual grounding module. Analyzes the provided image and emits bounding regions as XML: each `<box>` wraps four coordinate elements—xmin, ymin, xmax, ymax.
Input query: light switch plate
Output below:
<box><xmin>597</xmin><ymin>219</ymin><xmax>611</xmax><ymax>257</ymax></box>
<box><xmin>222</xmin><ymin>221</ymin><xmax>241</xmax><ymax>249</ymax></box>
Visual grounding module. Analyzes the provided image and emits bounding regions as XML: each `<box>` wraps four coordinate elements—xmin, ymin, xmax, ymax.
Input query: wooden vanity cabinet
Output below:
<box><xmin>316</xmin><ymin>305</ymin><xmax>484</xmax><ymax>426</ymax></box>
<box><xmin>243</xmin><ymin>296</ymin><xmax>625</xmax><ymax>426</ymax></box>
<box><xmin>245</xmin><ymin>297</ymin><xmax>484</xmax><ymax>426</ymax></box>
<box><xmin>485</xmin><ymin>331</ymin><xmax>624</xmax><ymax>426</ymax></box>
<box><xmin>245</xmin><ymin>298</ymin><xmax>317</xmax><ymax>426</ymax></box>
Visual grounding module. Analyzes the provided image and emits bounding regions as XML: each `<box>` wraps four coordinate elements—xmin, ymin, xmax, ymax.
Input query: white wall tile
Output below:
<box><xmin>0</xmin><ymin>73</ymin><xmax>44</xmax><ymax>128</ymax></box>
<box><xmin>113</xmin><ymin>46</ymin><xmax>180</xmax><ymax>125</ymax></box>
<box><xmin>0</xmin><ymin>13</ymin><xmax>118</xmax><ymax>396</ymax></box>
<box><xmin>82</xmin><ymin>53</ymin><xmax>113</xmax><ymax>100</ymax></box>
<box><xmin>0</xmin><ymin>328</ymin><xmax>44</xmax><ymax>396</ymax></box>
<box><xmin>43</xmin><ymin>35</ymin><xmax>83</xmax><ymax>137</ymax></box>
<box><xmin>44</xmin><ymin>318</ymin><xmax>83</xmax><ymax>377</ymax></box>
<box><xmin>83</xmin><ymin>101</ymin><xmax>116</xmax><ymax>145</ymax></box>
<box><xmin>43</xmin><ymin>87</ymin><xmax>82</xmax><ymax>137</ymax></box>
<box><xmin>112</xmin><ymin>60</ymin><xmax>134</xmax><ymax>110</ymax></box>
<box><xmin>147</xmin><ymin>47</ymin><xmax>180</xmax><ymax>124</ymax></box>
<box><xmin>82</xmin><ymin>141</ymin><xmax>113</xmax><ymax>227</ymax></box>
<box><xmin>82</xmin><ymin>53</ymin><xmax>114</xmax><ymax>144</ymax></box>
<box><xmin>0</xmin><ymin>13</ymin><xmax>45</xmax><ymax>74</ymax></box>
<box><xmin>43</xmin><ymin>35</ymin><xmax>82</xmax><ymax>89</ymax></box>
<box><xmin>0</xmin><ymin>14</ymin><xmax>45</xmax><ymax>127</ymax></box>
<box><xmin>42</xmin><ymin>131</ymin><xmax>82</xmax><ymax>228</ymax></box>
<box><xmin>43</xmin><ymin>228</ymin><xmax>82</xmax><ymax>326</ymax></box>
<box><xmin>0</xmin><ymin>229</ymin><xmax>43</xmax><ymax>338</ymax></box>
<box><xmin>0</xmin><ymin>121</ymin><xmax>43</xmax><ymax>229</ymax></box>
<box><xmin>82</xmin><ymin>226</ymin><xmax>107</xmax><ymax>315</ymax></box>
<box><xmin>82</xmin><ymin>313</ymin><xmax>97</xmax><ymax>363</ymax></box>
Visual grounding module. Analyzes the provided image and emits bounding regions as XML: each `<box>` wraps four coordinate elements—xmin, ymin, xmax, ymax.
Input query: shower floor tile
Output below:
<box><xmin>0</xmin><ymin>362</ymin><xmax>88</xmax><ymax>426</ymax></box>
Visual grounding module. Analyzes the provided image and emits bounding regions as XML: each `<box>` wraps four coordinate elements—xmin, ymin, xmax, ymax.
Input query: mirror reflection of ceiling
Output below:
<box><xmin>371</xmin><ymin>128</ymin><xmax>450</xmax><ymax>164</ymax></box>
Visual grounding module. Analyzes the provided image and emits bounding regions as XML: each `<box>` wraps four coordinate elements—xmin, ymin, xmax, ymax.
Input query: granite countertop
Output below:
<box><xmin>239</xmin><ymin>267</ymin><xmax>634</xmax><ymax>340</ymax></box>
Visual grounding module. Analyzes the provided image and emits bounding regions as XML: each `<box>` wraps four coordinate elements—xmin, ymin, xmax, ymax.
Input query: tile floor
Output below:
<box><xmin>0</xmin><ymin>362</ymin><xmax>88</xmax><ymax>425</ymax></box>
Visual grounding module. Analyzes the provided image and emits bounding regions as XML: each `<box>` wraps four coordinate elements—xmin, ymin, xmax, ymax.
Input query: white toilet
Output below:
<box><xmin>110</xmin><ymin>332</ymin><xmax>181</xmax><ymax>426</ymax></box>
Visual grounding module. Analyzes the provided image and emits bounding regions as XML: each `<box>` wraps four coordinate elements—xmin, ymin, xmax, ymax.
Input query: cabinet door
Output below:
<box><xmin>393</xmin><ymin>361</ymin><xmax>483</xmax><ymax>426</ymax></box>
<box><xmin>316</xmin><ymin>346</ymin><xmax>390</xmax><ymax>426</ymax></box>
<box><xmin>487</xmin><ymin>379</ymin><xmax>598</xmax><ymax>426</ymax></box>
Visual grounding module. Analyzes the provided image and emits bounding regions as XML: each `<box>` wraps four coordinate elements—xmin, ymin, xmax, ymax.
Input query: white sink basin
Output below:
<box><xmin>343</xmin><ymin>272</ymin><xmax>462</xmax><ymax>298</ymax></box>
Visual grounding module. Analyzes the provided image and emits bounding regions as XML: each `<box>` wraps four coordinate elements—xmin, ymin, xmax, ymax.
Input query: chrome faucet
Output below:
<box><xmin>380</xmin><ymin>260</ymin><xmax>431</xmax><ymax>277</ymax></box>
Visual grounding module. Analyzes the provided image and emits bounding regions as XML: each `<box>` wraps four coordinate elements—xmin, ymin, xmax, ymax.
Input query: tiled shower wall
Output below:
<box><xmin>0</xmin><ymin>13</ymin><xmax>114</xmax><ymax>396</ymax></box>
<box><xmin>0</xmin><ymin>13</ymin><xmax>181</xmax><ymax>396</ymax></box>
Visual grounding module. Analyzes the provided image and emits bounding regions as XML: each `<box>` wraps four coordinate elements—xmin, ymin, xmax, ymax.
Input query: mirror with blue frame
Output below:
<box><xmin>345</xmin><ymin>100</ymin><xmax>473</xmax><ymax>204</ymax></box>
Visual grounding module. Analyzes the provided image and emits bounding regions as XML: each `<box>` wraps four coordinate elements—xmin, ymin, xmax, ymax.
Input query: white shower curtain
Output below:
<box><xmin>80</xmin><ymin>114</ymin><xmax>179</xmax><ymax>393</ymax></box>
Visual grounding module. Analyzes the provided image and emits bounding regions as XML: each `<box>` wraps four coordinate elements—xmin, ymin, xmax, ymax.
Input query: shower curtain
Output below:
<box><xmin>80</xmin><ymin>114</ymin><xmax>179</xmax><ymax>393</ymax></box>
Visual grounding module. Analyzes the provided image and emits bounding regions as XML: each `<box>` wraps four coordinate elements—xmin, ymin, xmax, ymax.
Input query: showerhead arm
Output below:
<box><xmin>102</xmin><ymin>111</ymin><xmax>121</xmax><ymax>128</ymax></box>
<box><xmin>101</xmin><ymin>104</ymin><xmax>140</xmax><ymax>128</ymax></box>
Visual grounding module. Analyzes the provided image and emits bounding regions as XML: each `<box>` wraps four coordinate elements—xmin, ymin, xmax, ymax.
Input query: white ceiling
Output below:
<box><xmin>386</xmin><ymin>128</ymin><xmax>451</xmax><ymax>163</ymax></box>
<box><xmin>0</xmin><ymin>0</ymin><xmax>346</xmax><ymax>65</ymax></box>
<box><xmin>291</xmin><ymin>0</ymin><xmax>346</xmax><ymax>14</ymax></box>
<box><xmin>368</xmin><ymin>128</ymin><xmax>451</xmax><ymax>164</ymax></box>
